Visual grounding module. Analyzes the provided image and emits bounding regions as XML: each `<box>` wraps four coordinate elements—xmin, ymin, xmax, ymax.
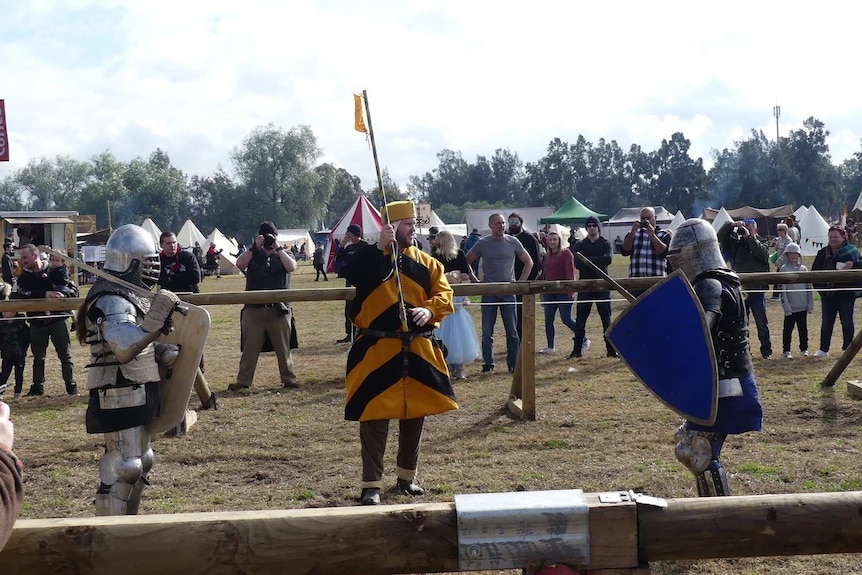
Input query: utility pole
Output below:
<box><xmin>773</xmin><ymin>103</ymin><xmax>781</xmax><ymax>142</ymax></box>
<box><xmin>773</xmin><ymin>103</ymin><xmax>781</xmax><ymax>203</ymax></box>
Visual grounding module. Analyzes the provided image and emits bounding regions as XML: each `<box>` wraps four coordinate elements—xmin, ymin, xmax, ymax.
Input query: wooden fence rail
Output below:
<box><xmin>2</xmin><ymin>490</ymin><xmax>861</xmax><ymax>574</ymax></box>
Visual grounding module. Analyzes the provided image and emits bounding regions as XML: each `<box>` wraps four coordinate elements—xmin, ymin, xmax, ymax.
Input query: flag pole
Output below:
<box><xmin>359</xmin><ymin>90</ymin><xmax>409</xmax><ymax>332</ymax></box>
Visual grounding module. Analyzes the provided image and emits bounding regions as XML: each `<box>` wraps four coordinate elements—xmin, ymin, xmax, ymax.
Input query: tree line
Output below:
<box><xmin>0</xmin><ymin>116</ymin><xmax>859</xmax><ymax>242</ymax></box>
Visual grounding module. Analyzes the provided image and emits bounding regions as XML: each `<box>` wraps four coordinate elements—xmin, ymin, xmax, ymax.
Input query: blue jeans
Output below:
<box><xmin>481</xmin><ymin>295</ymin><xmax>519</xmax><ymax>370</ymax></box>
<box><xmin>542</xmin><ymin>293</ymin><xmax>577</xmax><ymax>348</ymax></box>
<box><xmin>819</xmin><ymin>293</ymin><xmax>855</xmax><ymax>352</ymax></box>
<box><xmin>744</xmin><ymin>292</ymin><xmax>772</xmax><ymax>358</ymax></box>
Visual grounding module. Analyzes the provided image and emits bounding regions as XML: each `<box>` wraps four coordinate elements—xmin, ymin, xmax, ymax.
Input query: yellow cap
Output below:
<box><xmin>384</xmin><ymin>200</ymin><xmax>416</xmax><ymax>224</ymax></box>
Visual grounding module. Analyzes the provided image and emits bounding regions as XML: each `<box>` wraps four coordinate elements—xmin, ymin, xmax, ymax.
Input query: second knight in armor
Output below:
<box><xmin>666</xmin><ymin>218</ymin><xmax>763</xmax><ymax>496</ymax></box>
<box><xmin>76</xmin><ymin>224</ymin><xmax>181</xmax><ymax>515</ymax></box>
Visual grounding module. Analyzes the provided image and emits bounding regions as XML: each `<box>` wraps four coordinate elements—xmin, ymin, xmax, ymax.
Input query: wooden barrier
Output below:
<box><xmin>4</xmin><ymin>269</ymin><xmax>861</xmax><ymax>421</ymax></box>
<box><xmin>3</xmin><ymin>491</ymin><xmax>862</xmax><ymax>574</ymax></box>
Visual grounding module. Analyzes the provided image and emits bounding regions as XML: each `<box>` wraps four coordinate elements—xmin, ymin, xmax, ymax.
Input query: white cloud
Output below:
<box><xmin>1</xmin><ymin>0</ymin><xmax>860</xmax><ymax>196</ymax></box>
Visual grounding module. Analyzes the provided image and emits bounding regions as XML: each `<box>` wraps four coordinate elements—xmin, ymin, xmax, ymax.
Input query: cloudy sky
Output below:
<box><xmin>1</xmin><ymin>0</ymin><xmax>859</xmax><ymax>194</ymax></box>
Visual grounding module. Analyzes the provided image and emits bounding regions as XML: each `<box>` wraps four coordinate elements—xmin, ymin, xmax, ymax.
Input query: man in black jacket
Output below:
<box><xmin>158</xmin><ymin>232</ymin><xmax>201</xmax><ymax>293</ymax></box>
<box><xmin>17</xmin><ymin>244</ymin><xmax>78</xmax><ymax>396</ymax></box>
<box><xmin>572</xmin><ymin>216</ymin><xmax>616</xmax><ymax>359</ymax></box>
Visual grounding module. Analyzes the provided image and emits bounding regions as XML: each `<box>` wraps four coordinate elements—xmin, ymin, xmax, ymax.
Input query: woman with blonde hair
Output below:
<box><xmin>540</xmin><ymin>231</ymin><xmax>582</xmax><ymax>354</ymax></box>
<box><xmin>432</xmin><ymin>231</ymin><xmax>480</xmax><ymax>379</ymax></box>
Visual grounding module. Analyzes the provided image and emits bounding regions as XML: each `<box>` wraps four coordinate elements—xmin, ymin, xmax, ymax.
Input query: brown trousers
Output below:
<box><xmin>360</xmin><ymin>417</ymin><xmax>424</xmax><ymax>489</ymax></box>
<box><xmin>236</xmin><ymin>306</ymin><xmax>297</xmax><ymax>387</ymax></box>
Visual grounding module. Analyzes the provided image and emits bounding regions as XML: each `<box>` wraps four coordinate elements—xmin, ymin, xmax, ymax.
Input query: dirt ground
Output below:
<box><xmin>7</xmin><ymin>259</ymin><xmax>862</xmax><ymax>574</ymax></box>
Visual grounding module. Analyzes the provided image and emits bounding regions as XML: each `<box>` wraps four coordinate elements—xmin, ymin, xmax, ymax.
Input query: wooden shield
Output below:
<box><xmin>606</xmin><ymin>271</ymin><xmax>718</xmax><ymax>425</ymax></box>
<box><xmin>148</xmin><ymin>303</ymin><xmax>211</xmax><ymax>434</ymax></box>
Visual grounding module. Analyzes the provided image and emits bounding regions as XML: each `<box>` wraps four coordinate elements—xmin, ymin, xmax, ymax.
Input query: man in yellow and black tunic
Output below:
<box><xmin>341</xmin><ymin>200</ymin><xmax>458</xmax><ymax>506</ymax></box>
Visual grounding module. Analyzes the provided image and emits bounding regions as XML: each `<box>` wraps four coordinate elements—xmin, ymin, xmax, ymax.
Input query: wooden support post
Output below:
<box><xmin>508</xmin><ymin>294</ymin><xmax>536</xmax><ymax>421</ymax></box>
<box><xmin>521</xmin><ymin>293</ymin><xmax>536</xmax><ymax>420</ymax></box>
<box><xmin>821</xmin><ymin>327</ymin><xmax>862</xmax><ymax>387</ymax></box>
<box><xmin>847</xmin><ymin>380</ymin><xmax>862</xmax><ymax>399</ymax></box>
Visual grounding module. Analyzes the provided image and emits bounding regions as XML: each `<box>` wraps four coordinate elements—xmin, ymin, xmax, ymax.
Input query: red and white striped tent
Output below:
<box><xmin>325</xmin><ymin>195</ymin><xmax>383</xmax><ymax>272</ymax></box>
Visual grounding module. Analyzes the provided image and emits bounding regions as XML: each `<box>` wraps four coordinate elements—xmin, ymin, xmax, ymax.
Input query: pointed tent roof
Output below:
<box><xmin>539</xmin><ymin>197</ymin><xmax>607</xmax><ymax>225</ymax></box>
<box><xmin>711</xmin><ymin>207</ymin><xmax>734</xmax><ymax>231</ymax></box>
<box><xmin>325</xmin><ymin>195</ymin><xmax>384</xmax><ymax>272</ymax></box>
<box><xmin>668</xmin><ymin>210</ymin><xmax>686</xmax><ymax>232</ymax></box>
<box><xmin>205</xmin><ymin>227</ymin><xmax>241</xmax><ymax>275</ymax></box>
<box><xmin>799</xmin><ymin>205</ymin><xmax>830</xmax><ymax>256</ymax></box>
<box><xmin>794</xmin><ymin>205</ymin><xmax>809</xmax><ymax>227</ymax></box>
<box><xmin>140</xmin><ymin>218</ymin><xmax>162</xmax><ymax>244</ymax></box>
<box><xmin>176</xmin><ymin>220</ymin><xmax>207</xmax><ymax>250</ymax></box>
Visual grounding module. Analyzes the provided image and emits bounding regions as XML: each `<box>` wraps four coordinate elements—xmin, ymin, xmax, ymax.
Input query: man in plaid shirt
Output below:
<box><xmin>620</xmin><ymin>207</ymin><xmax>672</xmax><ymax>295</ymax></box>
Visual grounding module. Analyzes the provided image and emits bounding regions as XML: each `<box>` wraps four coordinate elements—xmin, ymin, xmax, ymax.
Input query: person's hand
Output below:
<box><xmin>445</xmin><ymin>271</ymin><xmax>461</xmax><ymax>284</ymax></box>
<box><xmin>837</xmin><ymin>261</ymin><xmax>854</xmax><ymax>270</ymax></box>
<box><xmin>409</xmin><ymin>306</ymin><xmax>432</xmax><ymax>327</ymax></box>
<box><xmin>141</xmin><ymin>290</ymin><xmax>181</xmax><ymax>334</ymax></box>
<box><xmin>630</xmin><ymin>221</ymin><xmax>640</xmax><ymax>233</ymax></box>
<box><xmin>0</xmin><ymin>401</ymin><xmax>14</xmax><ymax>450</ymax></box>
<box><xmin>46</xmin><ymin>290</ymin><xmax>64</xmax><ymax>299</ymax></box>
<box><xmin>255</xmin><ymin>235</ymin><xmax>265</xmax><ymax>248</ymax></box>
<box><xmin>377</xmin><ymin>225</ymin><xmax>395</xmax><ymax>251</ymax></box>
<box><xmin>642</xmin><ymin>220</ymin><xmax>656</xmax><ymax>236</ymax></box>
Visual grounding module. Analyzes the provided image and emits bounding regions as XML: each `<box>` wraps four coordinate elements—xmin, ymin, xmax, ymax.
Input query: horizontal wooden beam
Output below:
<box><xmin>639</xmin><ymin>491</ymin><xmax>862</xmax><ymax>561</ymax></box>
<box><xmin>1</xmin><ymin>270</ymin><xmax>858</xmax><ymax>312</ymax></box>
<box><xmin>6</xmin><ymin>491</ymin><xmax>862</xmax><ymax>574</ymax></box>
<box><xmin>0</xmin><ymin>495</ymin><xmax>637</xmax><ymax>575</ymax></box>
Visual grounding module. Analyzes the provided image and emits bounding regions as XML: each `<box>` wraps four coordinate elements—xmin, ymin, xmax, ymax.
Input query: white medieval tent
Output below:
<box><xmin>794</xmin><ymin>205</ymin><xmax>809</xmax><ymax>228</ymax></box>
<box><xmin>605</xmin><ymin>206</ymin><xmax>675</xmax><ymax>243</ymax></box>
<box><xmin>325</xmin><ymin>195</ymin><xmax>384</xmax><ymax>272</ymax></box>
<box><xmin>711</xmin><ymin>207</ymin><xmax>734</xmax><ymax>231</ymax></box>
<box><xmin>176</xmin><ymin>220</ymin><xmax>207</xmax><ymax>250</ymax></box>
<box><xmin>418</xmin><ymin>210</ymin><xmax>468</xmax><ymax>250</ymax></box>
<box><xmin>668</xmin><ymin>210</ymin><xmax>686</xmax><ymax>232</ymax></box>
<box><xmin>140</xmin><ymin>218</ymin><xmax>162</xmax><ymax>244</ymax></box>
<box><xmin>205</xmin><ymin>227</ymin><xmax>241</xmax><ymax>275</ymax></box>
<box><xmin>277</xmin><ymin>229</ymin><xmax>314</xmax><ymax>260</ymax></box>
<box><xmin>798</xmin><ymin>205</ymin><xmax>830</xmax><ymax>256</ymax></box>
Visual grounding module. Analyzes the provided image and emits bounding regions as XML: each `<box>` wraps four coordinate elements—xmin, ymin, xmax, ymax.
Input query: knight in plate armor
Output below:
<box><xmin>75</xmin><ymin>224</ymin><xmax>181</xmax><ymax>515</ymax></box>
<box><xmin>666</xmin><ymin>218</ymin><xmax>763</xmax><ymax>496</ymax></box>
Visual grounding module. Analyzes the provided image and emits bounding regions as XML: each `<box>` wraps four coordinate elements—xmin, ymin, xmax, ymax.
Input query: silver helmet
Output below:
<box><xmin>103</xmin><ymin>224</ymin><xmax>160</xmax><ymax>287</ymax></box>
<box><xmin>667</xmin><ymin>218</ymin><xmax>727</xmax><ymax>280</ymax></box>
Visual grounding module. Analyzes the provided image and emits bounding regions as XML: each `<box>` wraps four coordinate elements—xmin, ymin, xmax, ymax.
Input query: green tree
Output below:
<box><xmin>651</xmin><ymin>132</ymin><xmax>707</xmax><ymax>215</ymax></box>
<box><xmin>0</xmin><ymin>177</ymin><xmax>24</xmax><ymax>210</ymax></box>
<box><xmin>15</xmin><ymin>155</ymin><xmax>90</xmax><ymax>211</ymax></box>
<box><xmin>323</xmin><ymin>167</ymin><xmax>363</xmax><ymax>228</ymax></box>
<box><xmin>121</xmin><ymin>149</ymin><xmax>190</xmax><ymax>231</ymax></box>
<box><xmin>78</xmin><ymin>150</ymin><xmax>130</xmax><ymax>231</ymax></box>
<box><xmin>231</xmin><ymin>124</ymin><xmax>323</xmax><ymax>229</ymax></box>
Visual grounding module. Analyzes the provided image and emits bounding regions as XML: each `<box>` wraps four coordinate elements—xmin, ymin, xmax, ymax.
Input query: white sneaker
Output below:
<box><xmin>814</xmin><ymin>350</ymin><xmax>828</xmax><ymax>358</ymax></box>
<box><xmin>582</xmin><ymin>337</ymin><xmax>591</xmax><ymax>353</ymax></box>
<box><xmin>783</xmin><ymin>351</ymin><xmax>792</xmax><ymax>359</ymax></box>
<box><xmin>540</xmin><ymin>347</ymin><xmax>556</xmax><ymax>354</ymax></box>
<box><xmin>802</xmin><ymin>350</ymin><xmax>809</xmax><ymax>357</ymax></box>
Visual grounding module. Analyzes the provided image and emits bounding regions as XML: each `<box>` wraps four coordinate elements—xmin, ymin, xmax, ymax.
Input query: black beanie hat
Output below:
<box><xmin>258</xmin><ymin>221</ymin><xmax>277</xmax><ymax>236</ymax></box>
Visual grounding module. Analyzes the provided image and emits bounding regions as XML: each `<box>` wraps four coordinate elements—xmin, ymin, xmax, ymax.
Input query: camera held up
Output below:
<box><xmin>263</xmin><ymin>234</ymin><xmax>277</xmax><ymax>249</ymax></box>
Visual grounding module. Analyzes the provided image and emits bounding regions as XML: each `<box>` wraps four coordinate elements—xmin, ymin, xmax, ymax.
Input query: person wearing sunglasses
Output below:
<box><xmin>619</xmin><ymin>207</ymin><xmax>672</xmax><ymax>296</ymax></box>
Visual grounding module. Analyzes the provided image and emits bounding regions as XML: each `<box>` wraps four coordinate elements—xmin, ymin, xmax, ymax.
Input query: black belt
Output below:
<box><xmin>359</xmin><ymin>329</ymin><xmax>435</xmax><ymax>378</ymax></box>
<box><xmin>358</xmin><ymin>328</ymin><xmax>433</xmax><ymax>341</ymax></box>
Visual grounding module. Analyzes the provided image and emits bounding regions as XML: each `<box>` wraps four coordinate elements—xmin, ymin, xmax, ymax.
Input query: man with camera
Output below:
<box><xmin>620</xmin><ymin>207</ymin><xmax>672</xmax><ymax>296</ymax></box>
<box><xmin>229</xmin><ymin>221</ymin><xmax>299</xmax><ymax>391</ymax></box>
<box><xmin>717</xmin><ymin>219</ymin><xmax>773</xmax><ymax>359</ymax></box>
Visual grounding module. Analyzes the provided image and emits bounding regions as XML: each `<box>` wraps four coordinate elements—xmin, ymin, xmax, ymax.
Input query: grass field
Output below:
<box><xmin>6</xmin><ymin>257</ymin><xmax>862</xmax><ymax>574</ymax></box>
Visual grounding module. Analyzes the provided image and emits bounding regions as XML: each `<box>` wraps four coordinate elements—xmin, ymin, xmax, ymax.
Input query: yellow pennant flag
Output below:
<box><xmin>354</xmin><ymin>94</ymin><xmax>367</xmax><ymax>133</ymax></box>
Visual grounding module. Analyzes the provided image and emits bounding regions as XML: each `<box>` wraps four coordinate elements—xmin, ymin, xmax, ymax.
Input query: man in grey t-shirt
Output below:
<box><xmin>465</xmin><ymin>213</ymin><xmax>533</xmax><ymax>374</ymax></box>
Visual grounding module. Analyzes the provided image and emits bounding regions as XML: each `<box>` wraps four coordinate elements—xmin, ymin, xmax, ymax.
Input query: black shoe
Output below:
<box><xmin>336</xmin><ymin>336</ymin><xmax>351</xmax><ymax>344</ymax></box>
<box><xmin>360</xmin><ymin>488</ymin><xmax>381</xmax><ymax>505</ymax></box>
<box><xmin>283</xmin><ymin>381</ymin><xmax>300</xmax><ymax>389</ymax></box>
<box><xmin>480</xmin><ymin>365</ymin><xmax>494</xmax><ymax>374</ymax></box>
<box><xmin>508</xmin><ymin>366</ymin><xmax>516</xmax><ymax>374</ymax></box>
<box><xmin>66</xmin><ymin>383</ymin><xmax>79</xmax><ymax>395</ymax></box>
<box><xmin>25</xmin><ymin>385</ymin><xmax>43</xmax><ymax>397</ymax></box>
<box><xmin>396</xmin><ymin>479</ymin><xmax>425</xmax><ymax>497</ymax></box>
<box><xmin>567</xmin><ymin>351</ymin><xmax>581</xmax><ymax>359</ymax></box>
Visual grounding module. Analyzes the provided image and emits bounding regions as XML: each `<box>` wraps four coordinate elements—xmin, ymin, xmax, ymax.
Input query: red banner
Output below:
<box><xmin>0</xmin><ymin>100</ymin><xmax>8</xmax><ymax>162</ymax></box>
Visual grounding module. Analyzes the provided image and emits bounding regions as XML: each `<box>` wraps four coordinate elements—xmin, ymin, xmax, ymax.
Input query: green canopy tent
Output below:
<box><xmin>539</xmin><ymin>197</ymin><xmax>607</xmax><ymax>225</ymax></box>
